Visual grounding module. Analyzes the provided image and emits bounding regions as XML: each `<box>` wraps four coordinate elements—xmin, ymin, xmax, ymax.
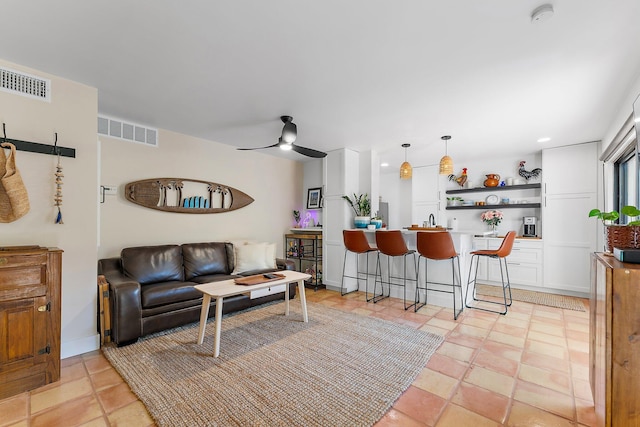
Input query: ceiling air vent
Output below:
<box><xmin>98</xmin><ymin>116</ymin><xmax>158</xmax><ymax>147</ymax></box>
<box><xmin>0</xmin><ymin>67</ymin><xmax>50</xmax><ymax>102</ymax></box>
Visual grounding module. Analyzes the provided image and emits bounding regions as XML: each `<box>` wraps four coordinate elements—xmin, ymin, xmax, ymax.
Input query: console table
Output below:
<box><xmin>285</xmin><ymin>232</ymin><xmax>323</xmax><ymax>290</ymax></box>
<box><xmin>590</xmin><ymin>253</ymin><xmax>640</xmax><ymax>426</ymax></box>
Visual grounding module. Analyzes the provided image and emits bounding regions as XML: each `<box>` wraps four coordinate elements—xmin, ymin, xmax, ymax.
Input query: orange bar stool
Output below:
<box><xmin>414</xmin><ymin>231</ymin><xmax>464</xmax><ymax>319</ymax></box>
<box><xmin>465</xmin><ymin>231</ymin><xmax>516</xmax><ymax>315</ymax></box>
<box><xmin>341</xmin><ymin>230</ymin><xmax>379</xmax><ymax>297</ymax></box>
<box><xmin>374</xmin><ymin>230</ymin><xmax>418</xmax><ymax>310</ymax></box>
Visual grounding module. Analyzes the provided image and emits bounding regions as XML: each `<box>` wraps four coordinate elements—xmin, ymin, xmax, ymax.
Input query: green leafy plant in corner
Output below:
<box><xmin>342</xmin><ymin>193</ymin><xmax>371</xmax><ymax>217</ymax></box>
<box><xmin>589</xmin><ymin>205</ymin><xmax>640</xmax><ymax>225</ymax></box>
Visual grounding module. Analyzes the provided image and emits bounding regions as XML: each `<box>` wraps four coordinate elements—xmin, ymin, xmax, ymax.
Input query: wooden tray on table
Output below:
<box><xmin>234</xmin><ymin>273</ymin><xmax>286</xmax><ymax>286</ymax></box>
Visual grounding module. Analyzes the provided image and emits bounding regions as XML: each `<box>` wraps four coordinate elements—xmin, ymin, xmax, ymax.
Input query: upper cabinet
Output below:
<box><xmin>542</xmin><ymin>143</ymin><xmax>598</xmax><ymax>195</ymax></box>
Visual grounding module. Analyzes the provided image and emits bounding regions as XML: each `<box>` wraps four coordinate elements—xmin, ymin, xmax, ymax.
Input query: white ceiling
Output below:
<box><xmin>1</xmin><ymin>0</ymin><xmax>640</xmax><ymax>168</ymax></box>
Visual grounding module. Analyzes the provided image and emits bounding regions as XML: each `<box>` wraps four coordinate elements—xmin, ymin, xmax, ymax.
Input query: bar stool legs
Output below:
<box><xmin>465</xmin><ymin>231</ymin><xmax>516</xmax><ymax>315</ymax></box>
<box><xmin>341</xmin><ymin>249</ymin><xmax>376</xmax><ymax>297</ymax></box>
<box><xmin>341</xmin><ymin>230</ymin><xmax>378</xmax><ymax>298</ymax></box>
<box><xmin>415</xmin><ymin>255</ymin><xmax>464</xmax><ymax>319</ymax></box>
<box><xmin>373</xmin><ymin>250</ymin><xmax>418</xmax><ymax>310</ymax></box>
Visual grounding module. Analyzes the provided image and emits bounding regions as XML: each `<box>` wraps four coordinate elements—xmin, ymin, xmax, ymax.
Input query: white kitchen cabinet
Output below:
<box><xmin>542</xmin><ymin>142</ymin><xmax>598</xmax><ymax>296</ymax></box>
<box><xmin>473</xmin><ymin>237</ymin><xmax>543</xmax><ymax>288</ymax></box>
<box><xmin>411</xmin><ymin>165</ymin><xmax>441</xmax><ymax>226</ymax></box>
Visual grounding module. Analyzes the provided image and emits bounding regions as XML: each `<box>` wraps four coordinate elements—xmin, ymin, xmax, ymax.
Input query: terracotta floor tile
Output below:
<box><xmin>513</xmin><ymin>379</ymin><xmax>575</xmax><ymax>420</ymax></box>
<box><xmin>90</xmin><ymin>367</ymin><xmax>125</xmax><ymax>392</ymax></box>
<box><xmin>61</xmin><ymin>355</ymin><xmax>84</xmax><ymax>368</ymax></box>
<box><xmin>352</xmin><ymin>307</ymin><xmax>374</xmax><ymax>316</ymax></box>
<box><xmin>571</xmin><ymin>363</ymin><xmax>590</xmax><ymax>381</ymax></box>
<box><xmin>532</xmin><ymin>308</ymin><xmax>563</xmax><ymax>320</ymax></box>
<box><xmin>96</xmin><ymin>383</ymin><xmax>139</xmax><ymax>413</ymax></box>
<box><xmin>495</xmin><ymin>316</ymin><xmax>528</xmax><ymax>329</ymax></box>
<box><xmin>464</xmin><ymin>366</ymin><xmax>515</xmax><ymax>397</ymax></box>
<box><xmin>451</xmin><ymin>382</ymin><xmax>510</xmax><ymax>424</ymax></box>
<box><xmin>573</xmin><ymin>378</ymin><xmax>593</xmax><ymax>402</ymax></box>
<box><xmin>425</xmin><ymin>317</ymin><xmax>458</xmax><ymax>331</ymax></box>
<box><xmin>83</xmin><ymin>355</ymin><xmax>112</xmax><ymax>375</ymax></box>
<box><xmin>566</xmin><ymin>329</ymin><xmax>589</xmax><ymax>342</ymax></box>
<box><xmin>569</xmin><ymin>349</ymin><xmax>590</xmax><ymax>366</ymax></box>
<box><xmin>437</xmin><ymin>342</ymin><xmax>476</xmax><ymax>363</ymax></box>
<box><xmin>31</xmin><ymin>396</ymin><xmax>103</xmax><ymax>427</ymax></box>
<box><xmin>473</xmin><ymin>348</ymin><xmax>519</xmax><ymax>377</ymax></box>
<box><xmin>491</xmin><ymin>322</ymin><xmax>527</xmax><ymax>337</ymax></box>
<box><xmin>575</xmin><ymin>397</ymin><xmax>597</xmax><ymax>427</ymax></box>
<box><xmin>30</xmin><ymin>377</ymin><xmax>94</xmax><ymax>414</ymax></box>
<box><xmin>527</xmin><ymin>330</ymin><xmax>567</xmax><ymax>347</ymax></box>
<box><xmin>525</xmin><ymin>340</ymin><xmax>568</xmax><ymax>361</ymax></box>
<box><xmin>77</xmin><ymin>417</ymin><xmax>110</xmax><ymax>427</ymax></box>
<box><xmin>60</xmin><ymin>362</ymin><xmax>89</xmax><ymax>384</ymax></box>
<box><xmin>518</xmin><ymin>364</ymin><xmax>572</xmax><ymax>395</ymax></box>
<box><xmin>521</xmin><ymin>351</ymin><xmax>570</xmax><ymax>374</ymax></box>
<box><xmin>0</xmin><ymin>393</ymin><xmax>28</xmax><ymax>426</ymax></box>
<box><xmin>446</xmin><ymin>331</ymin><xmax>485</xmax><ymax>349</ymax></box>
<box><xmin>567</xmin><ymin>338</ymin><xmax>589</xmax><ymax>353</ymax></box>
<box><xmin>487</xmin><ymin>330</ymin><xmax>526</xmax><ymax>348</ymax></box>
<box><xmin>374</xmin><ymin>408</ymin><xmax>428</xmax><ymax>427</ymax></box>
<box><xmin>412</xmin><ymin>368</ymin><xmax>460</xmax><ymax>399</ymax></box>
<box><xmin>566</xmin><ymin>322</ymin><xmax>589</xmax><ymax>333</ymax></box>
<box><xmin>393</xmin><ymin>386</ymin><xmax>447</xmax><ymax>426</ymax></box>
<box><xmin>529</xmin><ymin>321</ymin><xmax>565</xmax><ymax>337</ymax></box>
<box><xmin>426</xmin><ymin>353</ymin><xmax>469</xmax><ymax>380</ymax></box>
<box><xmin>5</xmin><ymin>420</ymin><xmax>28</xmax><ymax>427</ymax></box>
<box><xmin>459</xmin><ymin>316</ymin><xmax>495</xmax><ymax>330</ymax></box>
<box><xmin>435</xmin><ymin>403</ymin><xmax>500</xmax><ymax>427</ymax></box>
<box><xmin>507</xmin><ymin>401</ymin><xmax>575</xmax><ymax>427</ymax></box>
<box><xmin>455</xmin><ymin>324</ymin><xmax>490</xmax><ymax>339</ymax></box>
<box><xmin>480</xmin><ymin>340</ymin><xmax>523</xmax><ymax>362</ymax></box>
<box><xmin>106</xmin><ymin>401</ymin><xmax>154</xmax><ymax>427</ymax></box>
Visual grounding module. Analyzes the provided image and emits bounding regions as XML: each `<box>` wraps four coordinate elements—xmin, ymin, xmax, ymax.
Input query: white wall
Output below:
<box><xmin>0</xmin><ymin>59</ymin><xmax>99</xmax><ymax>358</ymax></box>
<box><xmin>99</xmin><ymin>130</ymin><xmax>302</xmax><ymax>259</ymax></box>
<box><xmin>302</xmin><ymin>159</ymin><xmax>323</xmax><ymax>226</ymax></box>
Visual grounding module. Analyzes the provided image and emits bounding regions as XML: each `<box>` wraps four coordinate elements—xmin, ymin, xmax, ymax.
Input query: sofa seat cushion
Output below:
<box><xmin>182</xmin><ymin>242</ymin><xmax>233</xmax><ymax>280</ymax></box>
<box><xmin>190</xmin><ymin>274</ymin><xmax>240</xmax><ymax>284</ymax></box>
<box><xmin>141</xmin><ymin>280</ymin><xmax>200</xmax><ymax>308</ymax></box>
<box><xmin>122</xmin><ymin>245</ymin><xmax>184</xmax><ymax>285</ymax></box>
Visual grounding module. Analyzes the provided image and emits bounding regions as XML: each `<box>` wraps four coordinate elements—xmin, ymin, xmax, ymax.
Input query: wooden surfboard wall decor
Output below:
<box><xmin>124</xmin><ymin>178</ymin><xmax>254</xmax><ymax>213</ymax></box>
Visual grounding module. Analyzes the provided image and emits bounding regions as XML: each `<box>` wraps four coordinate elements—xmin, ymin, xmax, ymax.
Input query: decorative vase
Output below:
<box><xmin>354</xmin><ymin>216</ymin><xmax>371</xmax><ymax>229</ymax></box>
<box><xmin>488</xmin><ymin>223</ymin><xmax>498</xmax><ymax>236</ymax></box>
<box><xmin>484</xmin><ymin>174</ymin><xmax>500</xmax><ymax>187</ymax></box>
<box><xmin>370</xmin><ymin>219</ymin><xmax>383</xmax><ymax>229</ymax></box>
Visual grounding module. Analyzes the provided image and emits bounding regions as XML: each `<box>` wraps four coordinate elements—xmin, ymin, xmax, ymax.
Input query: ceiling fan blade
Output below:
<box><xmin>291</xmin><ymin>144</ymin><xmax>327</xmax><ymax>158</ymax></box>
<box><xmin>237</xmin><ymin>141</ymin><xmax>280</xmax><ymax>151</ymax></box>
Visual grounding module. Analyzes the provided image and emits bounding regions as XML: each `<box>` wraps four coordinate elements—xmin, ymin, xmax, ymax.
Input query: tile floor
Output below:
<box><xmin>0</xmin><ymin>289</ymin><xmax>595</xmax><ymax>427</ymax></box>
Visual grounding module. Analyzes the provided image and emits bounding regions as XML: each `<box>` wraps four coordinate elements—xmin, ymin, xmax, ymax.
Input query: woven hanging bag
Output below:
<box><xmin>0</xmin><ymin>142</ymin><xmax>30</xmax><ymax>223</ymax></box>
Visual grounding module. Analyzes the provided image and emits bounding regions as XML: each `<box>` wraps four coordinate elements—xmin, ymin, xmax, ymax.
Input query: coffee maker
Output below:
<box><xmin>523</xmin><ymin>216</ymin><xmax>537</xmax><ymax>237</ymax></box>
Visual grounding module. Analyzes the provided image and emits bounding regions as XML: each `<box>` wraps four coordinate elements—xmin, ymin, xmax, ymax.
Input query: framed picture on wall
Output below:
<box><xmin>307</xmin><ymin>187</ymin><xmax>322</xmax><ymax>209</ymax></box>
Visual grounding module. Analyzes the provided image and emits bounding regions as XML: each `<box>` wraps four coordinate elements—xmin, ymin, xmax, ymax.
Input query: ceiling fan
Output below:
<box><xmin>238</xmin><ymin>116</ymin><xmax>327</xmax><ymax>158</ymax></box>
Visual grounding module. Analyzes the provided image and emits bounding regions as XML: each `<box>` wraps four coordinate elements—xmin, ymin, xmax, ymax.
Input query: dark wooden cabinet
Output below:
<box><xmin>0</xmin><ymin>246</ymin><xmax>62</xmax><ymax>399</ymax></box>
<box><xmin>590</xmin><ymin>253</ymin><xmax>640</xmax><ymax>426</ymax></box>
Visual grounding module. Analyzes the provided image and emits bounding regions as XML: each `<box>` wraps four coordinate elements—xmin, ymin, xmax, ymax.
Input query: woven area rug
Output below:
<box><xmin>476</xmin><ymin>284</ymin><xmax>586</xmax><ymax>311</ymax></box>
<box><xmin>102</xmin><ymin>301</ymin><xmax>444</xmax><ymax>427</ymax></box>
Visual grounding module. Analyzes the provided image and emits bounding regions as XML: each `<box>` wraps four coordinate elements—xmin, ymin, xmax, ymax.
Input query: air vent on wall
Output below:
<box><xmin>0</xmin><ymin>67</ymin><xmax>50</xmax><ymax>102</ymax></box>
<box><xmin>98</xmin><ymin>116</ymin><xmax>158</xmax><ymax>147</ymax></box>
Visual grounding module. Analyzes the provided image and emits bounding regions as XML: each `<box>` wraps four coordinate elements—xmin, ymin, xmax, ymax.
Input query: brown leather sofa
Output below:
<box><xmin>98</xmin><ymin>242</ymin><xmax>295</xmax><ymax>346</ymax></box>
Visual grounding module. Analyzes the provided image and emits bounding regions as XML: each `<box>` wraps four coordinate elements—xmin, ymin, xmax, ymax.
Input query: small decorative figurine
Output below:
<box><xmin>518</xmin><ymin>161</ymin><xmax>542</xmax><ymax>181</ymax></box>
<box><xmin>448</xmin><ymin>168</ymin><xmax>468</xmax><ymax>187</ymax></box>
<box><xmin>54</xmin><ymin>154</ymin><xmax>64</xmax><ymax>224</ymax></box>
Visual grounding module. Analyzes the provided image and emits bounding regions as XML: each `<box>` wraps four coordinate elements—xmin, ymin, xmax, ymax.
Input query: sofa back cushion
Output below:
<box><xmin>121</xmin><ymin>245</ymin><xmax>184</xmax><ymax>285</ymax></box>
<box><xmin>182</xmin><ymin>242</ymin><xmax>233</xmax><ymax>280</ymax></box>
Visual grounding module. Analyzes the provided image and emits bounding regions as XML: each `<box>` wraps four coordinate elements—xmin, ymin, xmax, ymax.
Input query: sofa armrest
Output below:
<box><xmin>99</xmin><ymin>260</ymin><xmax>143</xmax><ymax>345</ymax></box>
<box><xmin>276</xmin><ymin>258</ymin><xmax>295</xmax><ymax>271</ymax></box>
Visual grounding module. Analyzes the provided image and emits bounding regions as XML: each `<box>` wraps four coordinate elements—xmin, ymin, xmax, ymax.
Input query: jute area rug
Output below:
<box><xmin>476</xmin><ymin>284</ymin><xmax>586</xmax><ymax>312</ymax></box>
<box><xmin>102</xmin><ymin>301</ymin><xmax>444</xmax><ymax>427</ymax></box>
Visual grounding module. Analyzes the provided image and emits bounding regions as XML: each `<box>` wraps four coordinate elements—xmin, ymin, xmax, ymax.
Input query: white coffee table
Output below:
<box><xmin>194</xmin><ymin>270</ymin><xmax>311</xmax><ymax>357</ymax></box>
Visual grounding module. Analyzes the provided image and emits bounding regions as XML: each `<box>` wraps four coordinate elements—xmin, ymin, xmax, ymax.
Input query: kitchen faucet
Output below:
<box><xmin>428</xmin><ymin>213</ymin><xmax>435</xmax><ymax>227</ymax></box>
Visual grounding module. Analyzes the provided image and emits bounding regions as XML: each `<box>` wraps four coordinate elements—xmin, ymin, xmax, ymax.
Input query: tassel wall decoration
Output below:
<box><xmin>54</xmin><ymin>154</ymin><xmax>63</xmax><ymax>224</ymax></box>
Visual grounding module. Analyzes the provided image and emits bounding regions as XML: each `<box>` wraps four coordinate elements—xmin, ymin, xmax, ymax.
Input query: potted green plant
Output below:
<box><xmin>342</xmin><ymin>193</ymin><xmax>371</xmax><ymax>228</ymax></box>
<box><xmin>370</xmin><ymin>211</ymin><xmax>383</xmax><ymax>229</ymax></box>
<box><xmin>589</xmin><ymin>205</ymin><xmax>640</xmax><ymax>252</ymax></box>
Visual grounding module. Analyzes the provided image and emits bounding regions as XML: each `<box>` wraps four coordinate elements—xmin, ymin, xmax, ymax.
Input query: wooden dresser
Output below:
<box><xmin>590</xmin><ymin>252</ymin><xmax>640</xmax><ymax>426</ymax></box>
<box><xmin>0</xmin><ymin>246</ymin><xmax>62</xmax><ymax>399</ymax></box>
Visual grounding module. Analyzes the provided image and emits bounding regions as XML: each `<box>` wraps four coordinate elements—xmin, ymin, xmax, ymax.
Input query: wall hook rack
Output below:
<box><xmin>1</xmin><ymin>123</ymin><xmax>76</xmax><ymax>158</ymax></box>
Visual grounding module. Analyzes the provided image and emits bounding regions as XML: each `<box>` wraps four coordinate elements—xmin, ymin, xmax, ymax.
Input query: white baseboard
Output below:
<box><xmin>61</xmin><ymin>334</ymin><xmax>101</xmax><ymax>359</ymax></box>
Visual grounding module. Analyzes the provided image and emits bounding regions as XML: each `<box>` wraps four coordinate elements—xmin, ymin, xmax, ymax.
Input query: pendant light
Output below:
<box><xmin>439</xmin><ymin>135</ymin><xmax>453</xmax><ymax>175</ymax></box>
<box><xmin>399</xmin><ymin>143</ymin><xmax>412</xmax><ymax>180</ymax></box>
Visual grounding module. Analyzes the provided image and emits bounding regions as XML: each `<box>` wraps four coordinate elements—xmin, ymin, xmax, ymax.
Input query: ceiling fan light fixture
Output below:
<box><xmin>400</xmin><ymin>143</ymin><xmax>412</xmax><ymax>180</ymax></box>
<box><xmin>280</xmin><ymin>116</ymin><xmax>297</xmax><ymax>143</ymax></box>
<box><xmin>439</xmin><ymin>135</ymin><xmax>454</xmax><ymax>175</ymax></box>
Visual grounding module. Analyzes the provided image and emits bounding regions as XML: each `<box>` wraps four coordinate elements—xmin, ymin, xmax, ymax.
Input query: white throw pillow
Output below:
<box><xmin>232</xmin><ymin>242</ymin><xmax>276</xmax><ymax>274</ymax></box>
